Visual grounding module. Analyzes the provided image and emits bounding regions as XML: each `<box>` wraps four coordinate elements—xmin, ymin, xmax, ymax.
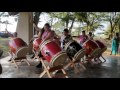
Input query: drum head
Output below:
<box><xmin>50</xmin><ymin>51</ymin><xmax>68</xmax><ymax>67</ymax></box>
<box><xmin>0</xmin><ymin>64</ymin><xmax>2</xmax><ymax>74</ymax></box>
<box><xmin>99</xmin><ymin>47</ymin><xmax>107</xmax><ymax>55</ymax></box>
<box><xmin>16</xmin><ymin>47</ymin><xmax>28</xmax><ymax>57</ymax></box>
<box><xmin>64</xmin><ymin>40</ymin><xmax>75</xmax><ymax>50</ymax></box>
<box><xmin>66</xmin><ymin>41</ymin><xmax>82</xmax><ymax>58</ymax></box>
<box><xmin>89</xmin><ymin>48</ymin><xmax>101</xmax><ymax>57</ymax></box>
<box><xmin>74</xmin><ymin>49</ymin><xmax>86</xmax><ymax>60</ymax></box>
<box><xmin>101</xmin><ymin>47</ymin><xmax>107</xmax><ymax>53</ymax></box>
<box><xmin>39</xmin><ymin>40</ymin><xmax>52</xmax><ymax>51</ymax></box>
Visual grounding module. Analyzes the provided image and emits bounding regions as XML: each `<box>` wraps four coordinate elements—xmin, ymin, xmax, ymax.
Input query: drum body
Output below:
<box><xmin>33</xmin><ymin>38</ymin><xmax>42</xmax><ymax>52</ymax></box>
<box><xmin>82</xmin><ymin>40</ymin><xmax>101</xmax><ymax>57</ymax></box>
<box><xmin>40</xmin><ymin>40</ymin><xmax>68</xmax><ymax>67</ymax></box>
<box><xmin>9</xmin><ymin>38</ymin><xmax>27</xmax><ymax>54</ymax></box>
<box><xmin>53</xmin><ymin>38</ymin><xmax>61</xmax><ymax>46</ymax></box>
<box><xmin>95</xmin><ymin>40</ymin><xmax>107</xmax><ymax>54</ymax></box>
<box><xmin>65</xmin><ymin>40</ymin><xmax>86</xmax><ymax>60</ymax></box>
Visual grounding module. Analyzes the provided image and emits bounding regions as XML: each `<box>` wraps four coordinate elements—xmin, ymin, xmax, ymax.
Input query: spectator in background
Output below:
<box><xmin>6</xmin><ymin>29</ymin><xmax>17</xmax><ymax>38</ymax></box>
<box><xmin>79</xmin><ymin>30</ymin><xmax>88</xmax><ymax>46</ymax></box>
<box><xmin>110</xmin><ymin>32</ymin><xmax>120</xmax><ymax>55</ymax></box>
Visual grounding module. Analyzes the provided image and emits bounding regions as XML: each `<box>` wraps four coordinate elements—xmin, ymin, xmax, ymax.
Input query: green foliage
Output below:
<box><xmin>71</xmin><ymin>27</ymin><xmax>82</xmax><ymax>36</ymax></box>
<box><xmin>1</xmin><ymin>12</ymin><xmax>120</xmax><ymax>38</ymax></box>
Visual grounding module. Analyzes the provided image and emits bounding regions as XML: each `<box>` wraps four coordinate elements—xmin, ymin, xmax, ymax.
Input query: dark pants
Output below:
<box><xmin>33</xmin><ymin>50</ymin><xmax>43</xmax><ymax>68</ymax></box>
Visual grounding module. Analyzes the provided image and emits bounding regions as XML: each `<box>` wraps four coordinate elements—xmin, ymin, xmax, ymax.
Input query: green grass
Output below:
<box><xmin>0</xmin><ymin>37</ymin><xmax>10</xmax><ymax>57</ymax></box>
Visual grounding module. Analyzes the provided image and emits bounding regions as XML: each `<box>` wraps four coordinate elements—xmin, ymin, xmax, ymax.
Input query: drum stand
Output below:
<box><xmin>32</xmin><ymin>49</ymin><xmax>39</xmax><ymax>61</ymax></box>
<box><xmin>93</xmin><ymin>48</ymin><xmax>107</xmax><ymax>63</ymax></box>
<box><xmin>94</xmin><ymin>47</ymin><xmax>107</xmax><ymax>63</ymax></box>
<box><xmin>84</xmin><ymin>53</ymin><xmax>106</xmax><ymax>64</ymax></box>
<box><xmin>94</xmin><ymin>54</ymin><xmax>106</xmax><ymax>63</ymax></box>
<box><xmin>83</xmin><ymin>55</ymin><xmax>100</xmax><ymax>64</ymax></box>
<box><xmin>8</xmin><ymin>47</ymin><xmax>30</xmax><ymax>69</ymax></box>
<box><xmin>11</xmin><ymin>57</ymin><xmax>30</xmax><ymax>69</ymax></box>
<box><xmin>64</xmin><ymin>57</ymin><xmax>86</xmax><ymax>74</ymax></box>
<box><xmin>39</xmin><ymin>58</ymin><xmax>68</xmax><ymax>78</ymax></box>
<box><xmin>101</xmin><ymin>55</ymin><xmax>106</xmax><ymax>62</ymax></box>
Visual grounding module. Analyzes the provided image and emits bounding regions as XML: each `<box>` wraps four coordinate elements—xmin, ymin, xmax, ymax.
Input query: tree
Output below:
<box><xmin>103</xmin><ymin>12</ymin><xmax>120</xmax><ymax>39</ymax></box>
<box><xmin>0</xmin><ymin>12</ymin><xmax>12</xmax><ymax>31</ymax></box>
<box><xmin>8</xmin><ymin>12</ymin><xmax>19</xmax><ymax>15</ymax></box>
<box><xmin>33</xmin><ymin>12</ymin><xmax>42</xmax><ymax>25</ymax></box>
<box><xmin>33</xmin><ymin>12</ymin><xmax>42</xmax><ymax>35</ymax></box>
<box><xmin>75</xmin><ymin>12</ymin><xmax>105</xmax><ymax>33</ymax></box>
<box><xmin>47</xmin><ymin>12</ymin><xmax>76</xmax><ymax>34</ymax></box>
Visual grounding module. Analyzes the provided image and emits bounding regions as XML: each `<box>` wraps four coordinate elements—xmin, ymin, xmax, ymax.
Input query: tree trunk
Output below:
<box><xmin>109</xmin><ymin>16</ymin><xmax>120</xmax><ymax>39</ymax></box>
<box><xmin>119</xmin><ymin>23</ymin><xmax>120</xmax><ymax>34</ymax></box>
<box><xmin>33</xmin><ymin>12</ymin><xmax>41</xmax><ymax>35</ymax></box>
<box><xmin>109</xmin><ymin>20</ymin><xmax>113</xmax><ymax>39</ymax></box>
<box><xmin>108</xmin><ymin>27</ymin><xmax>114</xmax><ymax>40</ymax></box>
<box><xmin>34</xmin><ymin>12</ymin><xmax>41</xmax><ymax>25</ymax></box>
<box><xmin>8</xmin><ymin>12</ymin><xmax>19</xmax><ymax>15</ymax></box>
<box><xmin>69</xmin><ymin>17</ymin><xmax>76</xmax><ymax>34</ymax></box>
<box><xmin>66</xmin><ymin>20</ymin><xmax>69</xmax><ymax>28</ymax></box>
<box><xmin>86</xmin><ymin>24</ymin><xmax>89</xmax><ymax>33</ymax></box>
<box><xmin>50</xmin><ymin>18</ymin><xmax>53</xmax><ymax>27</ymax></box>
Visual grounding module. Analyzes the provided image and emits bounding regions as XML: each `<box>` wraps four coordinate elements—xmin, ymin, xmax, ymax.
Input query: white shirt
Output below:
<box><xmin>60</xmin><ymin>35</ymin><xmax>66</xmax><ymax>49</ymax></box>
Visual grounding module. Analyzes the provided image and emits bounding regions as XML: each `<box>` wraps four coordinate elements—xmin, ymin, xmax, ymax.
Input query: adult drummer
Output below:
<box><xmin>30</xmin><ymin>23</ymin><xmax>44</xmax><ymax>59</ymax></box>
<box><xmin>79</xmin><ymin>30</ymin><xmax>88</xmax><ymax>46</ymax></box>
<box><xmin>33</xmin><ymin>23</ymin><xmax>55</xmax><ymax>73</ymax></box>
<box><xmin>60</xmin><ymin>29</ymin><xmax>72</xmax><ymax>49</ymax></box>
<box><xmin>6</xmin><ymin>29</ymin><xmax>18</xmax><ymax>38</ymax></box>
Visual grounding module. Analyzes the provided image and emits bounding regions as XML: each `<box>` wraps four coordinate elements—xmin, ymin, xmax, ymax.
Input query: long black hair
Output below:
<box><xmin>44</xmin><ymin>23</ymin><xmax>51</xmax><ymax>28</ymax></box>
<box><xmin>40</xmin><ymin>27</ymin><xmax>45</xmax><ymax>38</ymax></box>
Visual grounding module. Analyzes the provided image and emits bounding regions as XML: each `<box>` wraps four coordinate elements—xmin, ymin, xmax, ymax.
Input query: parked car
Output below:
<box><xmin>0</xmin><ymin>31</ymin><xmax>9</xmax><ymax>38</ymax></box>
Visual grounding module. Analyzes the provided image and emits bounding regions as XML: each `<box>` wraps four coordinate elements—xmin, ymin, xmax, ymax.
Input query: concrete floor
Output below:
<box><xmin>0</xmin><ymin>54</ymin><xmax>120</xmax><ymax>78</ymax></box>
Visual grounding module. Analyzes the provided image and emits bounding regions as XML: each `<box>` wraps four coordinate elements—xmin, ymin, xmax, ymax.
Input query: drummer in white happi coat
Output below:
<box><xmin>60</xmin><ymin>29</ymin><xmax>73</xmax><ymax>49</ymax></box>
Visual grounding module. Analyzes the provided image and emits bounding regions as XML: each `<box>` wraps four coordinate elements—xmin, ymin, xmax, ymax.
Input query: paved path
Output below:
<box><xmin>0</xmin><ymin>54</ymin><xmax>120</xmax><ymax>78</ymax></box>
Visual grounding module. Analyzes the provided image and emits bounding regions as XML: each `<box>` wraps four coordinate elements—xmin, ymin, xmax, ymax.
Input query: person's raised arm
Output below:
<box><xmin>5</xmin><ymin>29</ymin><xmax>14</xmax><ymax>38</ymax></box>
<box><xmin>33</xmin><ymin>23</ymin><xmax>41</xmax><ymax>32</ymax></box>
